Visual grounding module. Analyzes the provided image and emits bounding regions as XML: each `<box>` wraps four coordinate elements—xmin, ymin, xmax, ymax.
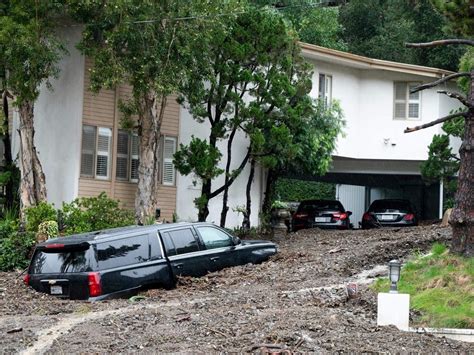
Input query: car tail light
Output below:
<box><xmin>362</xmin><ymin>212</ymin><xmax>372</xmax><ymax>221</ymax></box>
<box><xmin>294</xmin><ymin>213</ymin><xmax>308</xmax><ymax>219</ymax></box>
<box><xmin>403</xmin><ymin>213</ymin><xmax>415</xmax><ymax>221</ymax></box>
<box><xmin>23</xmin><ymin>274</ymin><xmax>30</xmax><ymax>286</ymax></box>
<box><xmin>45</xmin><ymin>243</ymin><xmax>65</xmax><ymax>249</ymax></box>
<box><xmin>332</xmin><ymin>212</ymin><xmax>348</xmax><ymax>220</ymax></box>
<box><xmin>88</xmin><ymin>272</ymin><xmax>102</xmax><ymax>297</ymax></box>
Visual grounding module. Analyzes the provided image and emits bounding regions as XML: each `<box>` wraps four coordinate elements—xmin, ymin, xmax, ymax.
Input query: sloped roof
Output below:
<box><xmin>299</xmin><ymin>42</ymin><xmax>454</xmax><ymax>78</ymax></box>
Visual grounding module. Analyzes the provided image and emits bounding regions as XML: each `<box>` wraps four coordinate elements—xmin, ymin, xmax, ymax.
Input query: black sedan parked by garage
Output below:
<box><xmin>361</xmin><ymin>199</ymin><xmax>418</xmax><ymax>229</ymax></box>
<box><xmin>24</xmin><ymin>223</ymin><xmax>278</xmax><ymax>300</ymax></box>
<box><xmin>291</xmin><ymin>199</ymin><xmax>352</xmax><ymax>231</ymax></box>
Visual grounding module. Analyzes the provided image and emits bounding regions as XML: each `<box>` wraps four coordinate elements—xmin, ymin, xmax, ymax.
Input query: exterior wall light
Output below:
<box><xmin>388</xmin><ymin>260</ymin><xmax>401</xmax><ymax>293</ymax></box>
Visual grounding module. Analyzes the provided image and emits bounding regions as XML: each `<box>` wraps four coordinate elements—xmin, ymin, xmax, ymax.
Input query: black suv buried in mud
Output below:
<box><xmin>24</xmin><ymin>223</ymin><xmax>278</xmax><ymax>300</ymax></box>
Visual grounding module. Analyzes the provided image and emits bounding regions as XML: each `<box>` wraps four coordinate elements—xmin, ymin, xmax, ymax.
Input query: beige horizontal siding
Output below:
<box><xmin>78</xmin><ymin>178</ymin><xmax>112</xmax><ymax>198</ymax></box>
<box><xmin>161</xmin><ymin>95</ymin><xmax>180</xmax><ymax>136</ymax></box>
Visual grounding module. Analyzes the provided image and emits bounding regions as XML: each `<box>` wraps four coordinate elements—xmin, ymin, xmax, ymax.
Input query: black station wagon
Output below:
<box><xmin>24</xmin><ymin>223</ymin><xmax>278</xmax><ymax>300</ymax></box>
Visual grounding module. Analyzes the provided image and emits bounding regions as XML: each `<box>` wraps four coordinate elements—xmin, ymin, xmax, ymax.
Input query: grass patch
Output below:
<box><xmin>372</xmin><ymin>243</ymin><xmax>474</xmax><ymax>329</ymax></box>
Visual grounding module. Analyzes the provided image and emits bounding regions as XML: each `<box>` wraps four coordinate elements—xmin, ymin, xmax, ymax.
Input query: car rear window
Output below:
<box><xmin>30</xmin><ymin>248</ymin><xmax>96</xmax><ymax>274</ymax></box>
<box><xmin>369</xmin><ymin>200</ymin><xmax>411</xmax><ymax>213</ymax></box>
<box><xmin>298</xmin><ymin>201</ymin><xmax>343</xmax><ymax>212</ymax></box>
<box><xmin>97</xmin><ymin>235</ymin><xmax>149</xmax><ymax>269</ymax></box>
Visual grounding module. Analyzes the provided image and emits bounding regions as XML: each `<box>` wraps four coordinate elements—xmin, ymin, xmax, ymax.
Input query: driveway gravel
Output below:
<box><xmin>1</xmin><ymin>225</ymin><xmax>473</xmax><ymax>353</ymax></box>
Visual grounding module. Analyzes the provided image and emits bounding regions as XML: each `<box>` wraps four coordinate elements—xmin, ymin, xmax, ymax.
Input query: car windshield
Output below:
<box><xmin>30</xmin><ymin>247</ymin><xmax>96</xmax><ymax>274</ymax></box>
<box><xmin>369</xmin><ymin>200</ymin><xmax>411</xmax><ymax>213</ymax></box>
<box><xmin>298</xmin><ymin>201</ymin><xmax>343</xmax><ymax>213</ymax></box>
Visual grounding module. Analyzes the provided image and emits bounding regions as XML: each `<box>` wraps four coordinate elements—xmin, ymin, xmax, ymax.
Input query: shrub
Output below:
<box><xmin>62</xmin><ymin>192</ymin><xmax>135</xmax><ymax>234</ymax></box>
<box><xmin>24</xmin><ymin>202</ymin><xmax>57</xmax><ymax>232</ymax></box>
<box><xmin>274</xmin><ymin>178</ymin><xmax>335</xmax><ymax>202</ymax></box>
<box><xmin>0</xmin><ymin>231</ymin><xmax>36</xmax><ymax>271</ymax></box>
<box><xmin>37</xmin><ymin>221</ymin><xmax>59</xmax><ymax>240</ymax></box>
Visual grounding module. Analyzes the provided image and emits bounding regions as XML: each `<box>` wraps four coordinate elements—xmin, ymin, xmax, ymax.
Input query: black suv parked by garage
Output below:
<box><xmin>24</xmin><ymin>223</ymin><xmax>278</xmax><ymax>300</ymax></box>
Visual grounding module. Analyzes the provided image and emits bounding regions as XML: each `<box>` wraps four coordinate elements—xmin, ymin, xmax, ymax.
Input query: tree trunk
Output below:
<box><xmin>449</xmin><ymin>70</ymin><xmax>474</xmax><ymax>256</ymax></box>
<box><xmin>17</xmin><ymin>100</ymin><xmax>47</xmax><ymax>211</ymax></box>
<box><xmin>220</xmin><ymin>127</ymin><xmax>237</xmax><ymax>227</ymax></box>
<box><xmin>242</xmin><ymin>158</ymin><xmax>255</xmax><ymax>230</ymax></box>
<box><xmin>197</xmin><ymin>133</ymin><xmax>218</xmax><ymax>222</ymax></box>
<box><xmin>262</xmin><ymin>168</ymin><xmax>278</xmax><ymax>216</ymax></box>
<box><xmin>2</xmin><ymin>92</ymin><xmax>14</xmax><ymax>209</ymax></box>
<box><xmin>135</xmin><ymin>94</ymin><xmax>164</xmax><ymax>224</ymax></box>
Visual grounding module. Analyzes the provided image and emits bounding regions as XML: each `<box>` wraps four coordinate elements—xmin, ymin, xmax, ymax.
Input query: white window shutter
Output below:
<box><xmin>162</xmin><ymin>137</ymin><xmax>176</xmax><ymax>186</ymax></box>
<box><xmin>394</xmin><ymin>83</ymin><xmax>407</xmax><ymax>119</ymax></box>
<box><xmin>81</xmin><ymin>125</ymin><xmax>96</xmax><ymax>177</ymax></box>
<box><xmin>130</xmin><ymin>133</ymin><xmax>139</xmax><ymax>182</ymax></box>
<box><xmin>116</xmin><ymin>130</ymin><xmax>129</xmax><ymax>180</ymax></box>
<box><xmin>96</xmin><ymin>127</ymin><xmax>112</xmax><ymax>179</ymax></box>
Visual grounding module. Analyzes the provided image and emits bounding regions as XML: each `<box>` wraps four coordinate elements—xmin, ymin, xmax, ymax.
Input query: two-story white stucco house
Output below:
<box><xmin>7</xmin><ymin>27</ymin><xmax>461</xmax><ymax>228</ymax></box>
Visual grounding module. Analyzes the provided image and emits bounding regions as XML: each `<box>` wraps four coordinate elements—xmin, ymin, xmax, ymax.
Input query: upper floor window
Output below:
<box><xmin>394</xmin><ymin>82</ymin><xmax>421</xmax><ymax>120</ymax></box>
<box><xmin>318</xmin><ymin>73</ymin><xmax>332</xmax><ymax>107</ymax></box>
<box><xmin>116</xmin><ymin>130</ymin><xmax>139</xmax><ymax>182</ymax></box>
<box><xmin>80</xmin><ymin>125</ymin><xmax>112</xmax><ymax>179</ymax></box>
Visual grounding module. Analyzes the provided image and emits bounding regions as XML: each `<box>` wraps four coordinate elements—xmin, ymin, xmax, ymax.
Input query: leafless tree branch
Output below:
<box><xmin>437</xmin><ymin>90</ymin><xmax>472</xmax><ymax>108</ymax></box>
<box><xmin>410</xmin><ymin>72</ymin><xmax>471</xmax><ymax>93</ymax></box>
<box><xmin>406</xmin><ymin>39</ymin><xmax>474</xmax><ymax>48</ymax></box>
<box><xmin>404</xmin><ymin>112</ymin><xmax>467</xmax><ymax>133</ymax></box>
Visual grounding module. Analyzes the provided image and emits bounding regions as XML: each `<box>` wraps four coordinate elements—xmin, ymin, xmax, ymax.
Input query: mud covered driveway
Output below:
<box><xmin>1</xmin><ymin>226</ymin><xmax>473</xmax><ymax>353</ymax></box>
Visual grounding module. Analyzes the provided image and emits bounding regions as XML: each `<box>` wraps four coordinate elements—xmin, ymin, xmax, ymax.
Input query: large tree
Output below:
<box><xmin>175</xmin><ymin>6</ymin><xmax>309</xmax><ymax>224</ymax></box>
<box><xmin>69</xmin><ymin>0</ymin><xmax>232</xmax><ymax>224</ymax></box>
<box><xmin>0</xmin><ymin>1</ymin><xmax>65</xmax><ymax>213</ymax></box>
<box><xmin>405</xmin><ymin>40</ymin><xmax>473</xmax><ymax>256</ymax></box>
<box><xmin>339</xmin><ymin>0</ymin><xmax>464</xmax><ymax>71</ymax></box>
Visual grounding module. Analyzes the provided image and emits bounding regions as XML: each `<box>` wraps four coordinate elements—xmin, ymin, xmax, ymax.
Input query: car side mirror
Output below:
<box><xmin>232</xmin><ymin>236</ymin><xmax>241</xmax><ymax>245</ymax></box>
<box><xmin>347</xmin><ymin>211</ymin><xmax>353</xmax><ymax>216</ymax></box>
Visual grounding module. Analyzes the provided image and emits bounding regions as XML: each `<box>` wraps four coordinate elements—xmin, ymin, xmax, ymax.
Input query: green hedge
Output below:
<box><xmin>274</xmin><ymin>178</ymin><xmax>335</xmax><ymax>202</ymax></box>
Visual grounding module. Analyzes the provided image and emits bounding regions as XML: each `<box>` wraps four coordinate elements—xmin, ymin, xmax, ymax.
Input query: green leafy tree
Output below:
<box><xmin>254</xmin><ymin>0</ymin><xmax>347</xmax><ymax>50</ymax></box>
<box><xmin>404</xmin><ymin>3</ymin><xmax>473</xmax><ymax>255</ymax></box>
<box><xmin>339</xmin><ymin>0</ymin><xmax>464</xmax><ymax>71</ymax></box>
<box><xmin>0</xmin><ymin>1</ymin><xmax>65</xmax><ymax>213</ymax></box>
<box><xmin>261</xmin><ymin>100</ymin><xmax>344</xmax><ymax>217</ymax></box>
<box><xmin>69</xmin><ymin>0</ymin><xmax>232</xmax><ymax>224</ymax></box>
<box><xmin>175</xmin><ymin>6</ymin><xmax>305</xmax><ymax>224</ymax></box>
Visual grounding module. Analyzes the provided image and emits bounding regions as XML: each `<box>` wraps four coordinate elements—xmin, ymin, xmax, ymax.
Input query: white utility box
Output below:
<box><xmin>377</xmin><ymin>293</ymin><xmax>410</xmax><ymax>331</ymax></box>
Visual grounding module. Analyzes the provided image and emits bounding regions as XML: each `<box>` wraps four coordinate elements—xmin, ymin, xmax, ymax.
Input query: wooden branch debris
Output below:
<box><xmin>410</xmin><ymin>72</ymin><xmax>471</xmax><ymax>94</ymax></box>
<box><xmin>406</xmin><ymin>39</ymin><xmax>474</xmax><ymax>48</ymax></box>
<box><xmin>437</xmin><ymin>90</ymin><xmax>472</xmax><ymax>108</ymax></box>
<box><xmin>404</xmin><ymin>112</ymin><xmax>467</xmax><ymax>133</ymax></box>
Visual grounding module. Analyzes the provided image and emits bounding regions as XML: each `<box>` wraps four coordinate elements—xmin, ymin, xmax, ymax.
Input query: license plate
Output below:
<box><xmin>380</xmin><ymin>215</ymin><xmax>393</xmax><ymax>221</ymax></box>
<box><xmin>50</xmin><ymin>285</ymin><xmax>63</xmax><ymax>295</ymax></box>
<box><xmin>315</xmin><ymin>217</ymin><xmax>330</xmax><ymax>222</ymax></box>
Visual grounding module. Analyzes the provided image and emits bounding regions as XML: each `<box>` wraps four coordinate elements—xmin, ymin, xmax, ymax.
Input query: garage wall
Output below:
<box><xmin>336</xmin><ymin>184</ymin><xmax>365</xmax><ymax>228</ymax></box>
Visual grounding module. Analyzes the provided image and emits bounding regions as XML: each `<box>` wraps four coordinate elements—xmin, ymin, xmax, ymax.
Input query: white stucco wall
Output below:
<box><xmin>176</xmin><ymin>107</ymin><xmax>263</xmax><ymax>228</ymax></box>
<box><xmin>307</xmin><ymin>58</ymin><xmax>461</xmax><ymax>162</ymax></box>
<box><xmin>12</xmin><ymin>26</ymin><xmax>84</xmax><ymax>207</ymax></box>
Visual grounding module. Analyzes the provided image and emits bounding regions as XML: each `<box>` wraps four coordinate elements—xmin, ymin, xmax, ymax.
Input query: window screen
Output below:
<box><xmin>197</xmin><ymin>227</ymin><xmax>233</xmax><ymax>249</ymax></box>
<box><xmin>168</xmin><ymin>229</ymin><xmax>199</xmax><ymax>255</ymax></box>
<box><xmin>97</xmin><ymin>235</ymin><xmax>149</xmax><ymax>269</ymax></box>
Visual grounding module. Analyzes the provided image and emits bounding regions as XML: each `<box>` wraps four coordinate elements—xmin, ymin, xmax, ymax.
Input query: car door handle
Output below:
<box><xmin>174</xmin><ymin>263</ymin><xmax>183</xmax><ymax>269</ymax></box>
<box><xmin>210</xmin><ymin>257</ymin><xmax>219</xmax><ymax>262</ymax></box>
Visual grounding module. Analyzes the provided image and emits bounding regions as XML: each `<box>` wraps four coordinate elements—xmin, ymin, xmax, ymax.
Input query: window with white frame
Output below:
<box><xmin>318</xmin><ymin>73</ymin><xmax>332</xmax><ymax>106</ymax></box>
<box><xmin>116</xmin><ymin>130</ymin><xmax>140</xmax><ymax>182</ymax></box>
<box><xmin>394</xmin><ymin>82</ymin><xmax>421</xmax><ymax>120</ymax></box>
<box><xmin>162</xmin><ymin>136</ymin><xmax>177</xmax><ymax>186</ymax></box>
<box><xmin>80</xmin><ymin>125</ymin><xmax>112</xmax><ymax>179</ymax></box>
